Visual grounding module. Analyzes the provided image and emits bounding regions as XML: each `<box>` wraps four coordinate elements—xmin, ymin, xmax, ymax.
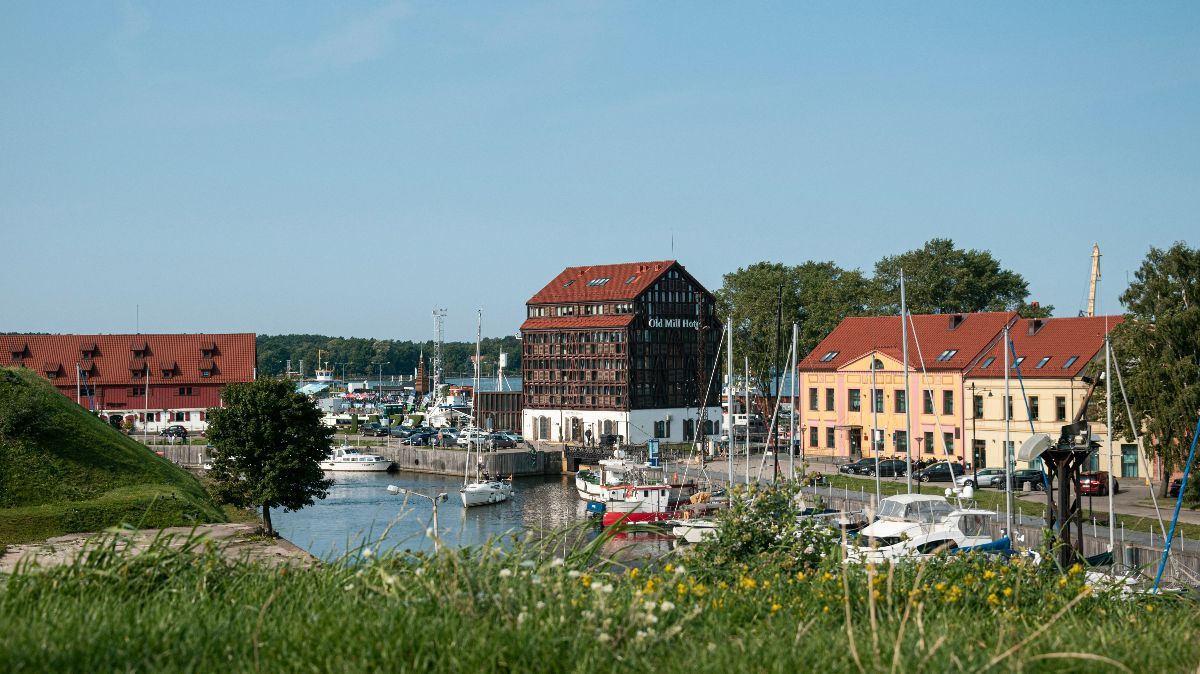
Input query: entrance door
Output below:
<box><xmin>972</xmin><ymin>440</ymin><xmax>987</xmax><ymax>470</ymax></box>
<box><xmin>848</xmin><ymin>428</ymin><xmax>862</xmax><ymax>460</ymax></box>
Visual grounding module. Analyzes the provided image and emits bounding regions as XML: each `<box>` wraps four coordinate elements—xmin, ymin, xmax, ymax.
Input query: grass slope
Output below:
<box><xmin>0</xmin><ymin>367</ymin><xmax>225</xmax><ymax>543</ymax></box>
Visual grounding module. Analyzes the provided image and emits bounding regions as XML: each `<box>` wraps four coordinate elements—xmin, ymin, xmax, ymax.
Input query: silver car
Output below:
<box><xmin>955</xmin><ymin>468</ymin><xmax>1006</xmax><ymax>489</ymax></box>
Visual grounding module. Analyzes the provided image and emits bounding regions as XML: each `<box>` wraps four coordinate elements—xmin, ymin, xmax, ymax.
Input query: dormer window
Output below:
<box><xmin>43</xmin><ymin>362</ymin><xmax>62</xmax><ymax>379</ymax></box>
<box><xmin>80</xmin><ymin>342</ymin><xmax>98</xmax><ymax>359</ymax></box>
<box><xmin>78</xmin><ymin>360</ymin><xmax>97</xmax><ymax>378</ymax></box>
<box><xmin>129</xmin><ymin>360</ymin><xmax>147</xmax><ymax>377</ymax></box>
<box><xmin>9</xmin><ymin>343</ymin><xmax>29</xmax><ymax>362</ymax></box>
<box><xmin>160</xmin><ymin>361</ymin><xmax>177</xmax><ymax>378</ymax></box>
<box><xmin>199</xmin><ymin>359</ymin><xmax>217</xmax><ymax>378</ymax></box>
<box><xmin>131</xmin><ymin>340</ymin><xmax>150</xmax><ymax>358</ymax></box>
<box><xmin>200</xmin><ymin>341</ymin><xmax>217</xmax><ymax>358</ymax></box>
<box><xmin>819</xmin><ymin>351</ymin><xmax>839</xmax><ymax>363</ymax></box>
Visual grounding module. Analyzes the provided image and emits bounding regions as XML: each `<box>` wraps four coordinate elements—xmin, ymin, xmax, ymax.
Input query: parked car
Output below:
<box><xmin>456</xmin><ymin>429</ymin><xmax>489</xmax><ymax>448</ymax></box>
<box><xmin>402</xmin><ymin>431</ymin><xmax>435</xmax><ymax>446</ymax></box>
<box><xmin>955</xmin><ymin>468</ymin><xmax>1006</xmax><ymax>489</ymax></box>
<box><xmin>160</xmin><ymin>425</ymin><xmax>188</xmax><ymax>439</ymax></box>
<box><xmin>1009</xmin><ymin>469</ymin><xmax>1045</xmax><ymax>491</ymax></box>
<box><xmin>486</xmin><ymin>433</ymin><xmax>517</xmax><ymax>449</ymax></box>
<box><xmin>360</xmin><ymin>423</ymin><xmax>389</xmax><ymax>437</ymax></box>
<box><xmin>1169</xmin><ymin>478</ymin><xmax>1183</xmax><ymax>498</ymax></box>
<box><xmin>839</xmin><ymin>459</ymin><xmax>876</xmax><ymax>475</ymax></box>
<box><xmin>1079</xmin><ymin>471</ymin><xmax>1119</xmax><ymax>496</ymax></box>
<box><xmin>911</xmin><ymin>463</ymin><xmax>964</xmax><ymax>483</ymax></box>
<box><xmin>862</xmin><ymin>459</ymin><xmax>908</xmax><ymax>478</ymax></box>
<box><xmin>388</xmin><ymin>427</ymin><xmax>413</xmax><ymax>438</ymax></box>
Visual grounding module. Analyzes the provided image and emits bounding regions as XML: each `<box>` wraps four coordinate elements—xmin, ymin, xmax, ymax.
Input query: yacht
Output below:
<box><xmin>319</xmin><ymin>446</ymin><xmax>393</xmax><ymax>472</ymax></box>
<box><xmin>846</xmin><ymin>493</ymin><xmax>1006</xmax><ymax>563</ymax></box>
<box><xmin>461</xmin><ymin>476</ymin><xmax>513</xmax><ymax>507</ymax></box>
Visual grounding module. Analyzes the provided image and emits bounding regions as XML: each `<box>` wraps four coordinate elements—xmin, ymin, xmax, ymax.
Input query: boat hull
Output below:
<box><xmin>319</xmin><ymin>461</ymin><xmax>393</xmax><ymax>472</ymax></box>
<box><xmin>461</xmin><ymin>484</ymin><xmax>513</xmax><ymax>507</ymax></box>
<box><xmin>601</xmin><ymin>511</ymin><xmax>678</xmax><ymax>527</ymax></box>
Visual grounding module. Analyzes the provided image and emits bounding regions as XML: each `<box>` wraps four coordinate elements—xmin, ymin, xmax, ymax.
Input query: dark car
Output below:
<box><xmin>360</xmin><ymin>423</ymin><xmax>389</xmax><ymax>437</ymax></box>
<box><xmin>160</xmin><ymin>425</ymin><xmax>188</xmax><ymax>439</ymax></box>
<box><xmin>863</xmin><ymin>459</ymin><xmax>908</xmax><ymax>477</ymax></box>
<box><xmin>1009</xmin><ymin>469</ymin><xmax>1045</xmax><ymax>491</ymax></box>
<box><xmin>388</xmin><ymin>427</ymin><xmax>413</xmax><ymax>438</ymax></box>
<box><xmin>486</xmin><ymin>433</ymin><xmax>517</xmax><ymax>449</ymax></box>
<box><xmin>911</xmin><ymin>463</ymin><xmax>964</xmax><ymax>483</ymax></box>
<box><xmin>1169</xmin><ymin>478</ymin><xmax>1183</xmax><ymax>498</ymax></box>
<box><xmin>1079</xmin><ymin>471</ymin><xmax>1119</xmax><ymax>496</ymax></box>
<box><xmin>839</xmin><ymin>459</ymin><xmax>875</xmax><ymax>475</ymax></box>
<box><xmin>402</xmin><ymin>432</ymin><xmax>435</xmax><ymax>446</ymax></box>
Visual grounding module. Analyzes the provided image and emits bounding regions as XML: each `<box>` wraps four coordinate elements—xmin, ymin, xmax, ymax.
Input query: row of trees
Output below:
<box><xmin>256</xmin><ymin>334</ymin><xmax>523</xmax><ymax>379</ymax></box>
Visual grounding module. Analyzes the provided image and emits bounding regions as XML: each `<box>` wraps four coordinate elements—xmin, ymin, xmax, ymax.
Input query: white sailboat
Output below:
<box><xmin>460</xmin><ymin>309</ymin><xmax>513</xmax><ymax>508</ymax></box>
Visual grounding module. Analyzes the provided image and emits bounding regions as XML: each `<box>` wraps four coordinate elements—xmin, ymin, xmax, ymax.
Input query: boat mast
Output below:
<box><xmin>1003</xmin><ymin>322</ymin><xmax>1013</xmax><ymax>537</ymax></box>
<box><xmin>745</xmin><ymin>355</ymin><xmax>751</xmax><ymax>488</ymax></box>
<box><xmin>901</xmin><ymin>270</ymin><xmax>912</xmax><ymax>494</ymax></box>
<box><xmin>727</xmin><ymin>317</ymin><xmax>733</xmax><ymax>487</ymax></box>
<box><xmin>474</xmin><ymin>308</ymin><xmax>482</xmax><ymax>426</ymax></box>
<box><xmin>871</xmin><ymin>351</ymin><xmax>880</xmax><ymax>504</ymax></box>
<box><xmin>789</xmin><ymin>322</ymin><xmax>797</xmax><ymax>479</ymax></box>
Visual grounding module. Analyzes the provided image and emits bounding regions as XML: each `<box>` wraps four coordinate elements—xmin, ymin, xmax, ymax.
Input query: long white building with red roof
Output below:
<box><xmin>1</xmin><ymin>333</ymin><xmax>256</xmax><ymax>434</ymax></box>
<box><xmin>521</xmin><ymin>260</ymin><xmax>722</xmax><ymax>445</ymax></box>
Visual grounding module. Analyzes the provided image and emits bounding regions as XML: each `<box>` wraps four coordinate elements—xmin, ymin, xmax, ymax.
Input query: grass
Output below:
<box><xmin>0</xmin><ymin>517</ymin><xmax>1196</xmax><ymax>673</ymax></box>
<box><xmin>0</xmin><ymin>368</ymin><xmax>226</xmax><ymax>544</ymax></box>
<box><xmin>823</xmin><ymin>472</ymin><xmax>1200</xmax><ymax>540</ymax></box>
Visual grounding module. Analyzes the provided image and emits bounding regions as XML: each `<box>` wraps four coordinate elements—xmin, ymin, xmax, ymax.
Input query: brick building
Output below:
<box><xmin>1</xmin><ymin>333</ymin><xmax>256</xmax><ymax>433</ymax></box>
<box><xmin>521</xmin><ymin>260</ymin><xmax>722</xmax><ymax>444</ymax></box>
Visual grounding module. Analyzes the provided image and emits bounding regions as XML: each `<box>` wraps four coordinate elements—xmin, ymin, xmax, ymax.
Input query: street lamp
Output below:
<box><xmin>386</xmin><ymin>485</ymin><xmax>448</xmax><ymax>551</ymax></box>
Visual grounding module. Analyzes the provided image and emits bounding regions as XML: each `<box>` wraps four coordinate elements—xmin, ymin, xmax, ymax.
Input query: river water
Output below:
<box><xmin>270</xmin><ymin>472</ymin><xmax>673</xmax><ymax>561</ymax></box>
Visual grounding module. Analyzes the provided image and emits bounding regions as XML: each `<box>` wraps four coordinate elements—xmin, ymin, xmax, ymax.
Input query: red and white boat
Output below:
<box><xmin>600</xmin><ymin>482</ymin><xmax>709</xmax><ymax>526</ymax></box>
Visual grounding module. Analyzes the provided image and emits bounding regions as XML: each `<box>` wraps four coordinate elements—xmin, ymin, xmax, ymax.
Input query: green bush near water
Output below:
<box><xmin>0</xmin><ymin>368</ymin><xmax>226</xmax><ymax>543</ymax></box>
<box><xmin>1</xmin><ymin>485</ymin><xmax>1197</xmax><ymax>672</ymax></box>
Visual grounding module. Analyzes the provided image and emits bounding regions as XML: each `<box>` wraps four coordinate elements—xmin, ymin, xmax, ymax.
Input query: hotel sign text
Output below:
<box><xmin>648</xmin><ymin>318</ymin><xmax>700</xmax><ymax>329</ymax></box>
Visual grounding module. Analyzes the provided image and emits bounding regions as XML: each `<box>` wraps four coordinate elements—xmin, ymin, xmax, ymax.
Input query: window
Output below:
<box><xmin>1035</xmin><ymin>356</ymin><xmax>1051</xmax><ymax>369</ymax></box>
<box><xmin>1084</xmin><ymin>452</ymin><xmax>1099</xmax><ymax>472</ymax></box>
<box><xmin>981</xmin><ymin>356</ymin><xmax>996</xmax><ymax>368</ymax></box>
<box><xmin>1006</xmin><ymin>396</ymin><xmax>1014</xmax><ymax>420</ymax></box>
<box><xmin>944</xmin><ymin>432</ymin><xmax>955</xmax><ymax>454</ymax></box>
<box><xmin>1011</xmin><ymin>357</ymin><xmax>1025</xmax><ymax>368</ymax></box>
<box><xmin>809</xmin><ymin>426</ymin><xmax>818</xmax><ymax>447</ymax></box>
<box><xmin>895</xmin><ymin>431</ymin><xmax>908</xmax><ymax>452</ymax></box>
<box><xmin>563</xmin><ymin>280</ymin><xmax>575</xmax><ymax>288</ymax></box>
<box><xmin>625</xmin><ymin>275</ymin><xmax>637</xmax><ymax>284</ymax></box>
<box><xmin>848</xmin><ymin>389</ymin><xmax>861</xmax><ymax>412</ymax></box>
<box><xmin>173</xmin><ymin>412</ymin><xmax>185</xmax><ymax>422</ymax></box>
<box><xmin>873</xmin><ymin>389</ymin><xmax>884</xmax><ymax>413</ymax></box>
<box><xmin>973</xmin><ymin>394</ymin><xmax>984</xmax><ymax>419</ymax></box>
<box><xmin>942</xmin><ymin>390</ymin><xmax>954</xmax><ymax>415</ymax></box>
<box><xmin>1055</xmin><ymin>396</ymin><xmax>1067</xmax><ymax>421</ymax></box>
<box><xmin>586</xmin><ymin>278</ymin><xmax>611</xmax><ymax>287</ymax></box>
<box><xmin>809</xmin><ymin>388</ymin><xmax>818</xmax><ymax>411</ymax></box>
<box><xmin>819</xmin><ymin>351</ymin><xmax>839</xmax><ymax>363</ymax></box>
<box><xmin>825</xmin><ymin>388</ymin><xmax>835</xmax><ymax>411</ymax></box>
<box><xmin>1029</xmin><ymin>396</ymin><xmax>1039</xmax><ymax>420</ymax></box>
<box><xmin>653</xmin><ymin>420</ymin><xmax>670</xmax><ymax>438</ymax></box>
<box><xmin>177</xmin><ymin>387</ymin><xmax>194</xmax><ymax>396</ymax></box>
<box><xmin>894</xmin><ymin>390</ymin><xmax>907</xmax><ymax>413</ymax></box>
<box><xmin>200</xmin><ymin>370</ymin><xmax>212</xmax><ymax>378</ymax></box>
<box><xmin>1062</xmin><ymin>356</ymin><xmax>1079</xmax><ymax>369</ymax></box>
<box><xmin>825</xmin><ymin>427</ymin><xmax>835</xmax><ymax>449</ymax></box>
<box><xmin>923</xmin><ymin>431</ymin><xmax>934</xmax><ymax>454</ymax></box>
<box><xmin>935</xmin><ymin>349</ymin><xmax>958</xmax><ymax>362</ymax></box>
<box><xmin>131</xmin><ymin>386</ymin><xmax>145</xmax><ymax>396</ymax></box>
<box><xmin>1121</xmin><ymin>444</ymin><xmax>1139</xmax><ymax>478</ymax></box>
<box><xmin>923</xmin><ymin>390</ymin><xmax>934</xmax><ymax>414</ymax></box>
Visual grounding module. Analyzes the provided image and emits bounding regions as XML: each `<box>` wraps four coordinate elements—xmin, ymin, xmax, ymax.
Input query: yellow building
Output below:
<box><xmin>963</xmin><ymin>316</ymin><xmax>1148</xmax><ymax>479</ymax></box>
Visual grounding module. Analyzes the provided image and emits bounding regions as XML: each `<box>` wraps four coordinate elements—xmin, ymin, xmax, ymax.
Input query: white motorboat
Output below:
<box><xmin>668</xmin><ymin>518</ymin><xmax>719</xmax><ymax>543</ymax></box>
<box><xmin>460</xmin><ymin>477</ymin><xmax>514</xmax><ymax>507</ymax></box>
<box><xmin>575</xmin><ymin>449</ymin><xmax>639</xmax><ymax>502</ymax></box>
<box><xmin>319</xmin><ymin>446</ymin><xmax>393</xmax><ymax>472</ymax></box>
<box><xmin>846</xmin><ymin>493</ymin><xmax>1005</xmax><ymax>564</ymax></box>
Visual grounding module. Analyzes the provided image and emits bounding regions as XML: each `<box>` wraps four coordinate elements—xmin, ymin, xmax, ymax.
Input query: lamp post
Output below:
<box><xmin>386</xmin><ymin>486</ymin><xmax>448</xmax><ymax>551</ymax></box>
<box><xmin>969</xmin><ymin>382</ymin><xmax>977</xmax><ymax>487</ymax></box>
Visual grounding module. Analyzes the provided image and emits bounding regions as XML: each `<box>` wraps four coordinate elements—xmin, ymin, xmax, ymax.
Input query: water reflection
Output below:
<box><xmin>271</xmin><ymin>472</ymin><xmax>672</xmax><ymax>562</ymax></box>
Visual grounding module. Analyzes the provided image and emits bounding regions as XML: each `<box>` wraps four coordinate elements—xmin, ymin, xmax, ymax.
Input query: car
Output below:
<box><xmin>486</xmin><ymin>433</ymin><xmax>517</xmax><ymax>449</ymax></box>
<box><xmin>457</xmin><ymin>429</ymin><xmax>490</xmax><ymax>448</ymax></box>
<box><xmin>911</xmin><ymin>463</ymin><xmax>964</xmax><ymax>483</ymax></box>
<box><xmin>388</xmin><ymin>427</ymin><xmax>414</xmax><ymax>438</ymax></box>
<box><xmin>839</xmin><ymin>459</ymin><xmax>875</xmax><ymax>475</ymax></box>
<box><xmin>1169</xmin><ymin>478</ymin><xmax>1183</xmax><ymax>498</ymax></box>
<box><xmin>955</xmin><ymin>468</ymin><xmax>1006</xmax><ymax>489</ymax></box>
<box><xmin>360</xmin><ymin>423</ymin><xmax>389</xmax><ymax>437</ymax></box>
<box><xmin>1009</xmin><ymin>469</ymin><xmax>1045</xmax><ymax>491</ymax></box>
<box><xmin>862</xmin><ymin>459</ymin><xmax>909</xmax><ymax>478</ymax></box>
<box><xmin>160</xmin><ymin>425</ymin><xmax>188</xmax><ymax>439</ymax></box>
<box><xmin>1079</xmin><ymin>471</ymin><xmax>1119</xmax><ymax>496</ymax></box>
<box><xmin>402</xmin><ymin>431</ymin><xmax>435</xmax><ymax>446</ymax></box>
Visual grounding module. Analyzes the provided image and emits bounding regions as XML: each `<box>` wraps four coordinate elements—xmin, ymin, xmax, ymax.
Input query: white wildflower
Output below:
<box><xmin>568</xmin><ymin>570</ymin><xmax>582</xmax><ymax>578</ymax></box>
<box><xmin>415</xmin><ymin>567</ymin><xmax>424</xmax><ymax>576</ymax></box>
<box><xmin>673</xmin><ymin>565</ymin><xmax>686</xmax><ymax>576</ymax></box>
<box><xmin>361</xmin><ymin>548</ymin><xmax>374</xmax><ymax>559</ymax></box>
<box><xmin>499</xmin><ymin>568</ymin><xmax>513</xmax><ymax>578</ymax></box>
<box><xmin>536</xmin><ymin>601</ymin><xmax>546</xmax><ymax>610</ymax></box>
<box><xmin>635</xmin><ymin>630</ymin><xmax>648</xmax><ymax>641</ymax></box>
<box><xmin>644</xmin><ymin>601</ymin><xmax>657</xmax><ymax>612</ymax></box>
<box><xmin>550</xmin><ymin>557</ymin><xmax>565</xmax><ymax>567</ymax></box>
<box><xmin>520</xmin><ymin>559</ymin><xmax>536</xmax><ymax>568</ymax></box>
<box><xmin>707</xmin><ymin>643</ymin><xmax>716</xmax><ymax>652</ymax></box>
<box><xmin>660</xmin><ymin>601</ymin><xmax>675</xmax><ymax>612</ymax></box>
<box><xmin>645</xmin><ymin>613</ymin><xmax>659</xmax><ymax>624</ymax></box>
<box><xmin>597</xmin><ymin>633</ymin><xmax>611</xmax><ymax>644</ymax></box>
<box><xmin>517</xmin><ymin>612</ymin><xmax>528</xmax><ymax>625</ymax></box>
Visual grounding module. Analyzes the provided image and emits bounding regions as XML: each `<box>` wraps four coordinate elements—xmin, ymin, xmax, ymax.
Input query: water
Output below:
<box><xmin>271</xmin><ymin>472</ymin><xmax>673</xmax><ymax>561</ymax></box>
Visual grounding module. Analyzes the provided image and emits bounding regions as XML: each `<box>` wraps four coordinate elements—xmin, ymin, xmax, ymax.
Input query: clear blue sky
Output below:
<box><xmin>2</xmin><ymin>2</ymin><xmax>1196</xmax><ymax>342</ymax></box>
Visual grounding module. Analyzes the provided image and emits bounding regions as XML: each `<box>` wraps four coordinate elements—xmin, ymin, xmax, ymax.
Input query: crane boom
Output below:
<box><xmin>1087</xmin><ymin>244</ymin><xmax>1102</xmax><ymax>317</ymax></box>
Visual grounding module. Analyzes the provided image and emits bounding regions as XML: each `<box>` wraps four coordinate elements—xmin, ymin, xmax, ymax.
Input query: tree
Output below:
<box><xmin>715</xmin><ymin>262</ymin><xmax>803</xmax><ymax>389</ymax></box>
<box><xmin>1108</xmin><ymin>242</ymin><xmax>1200</xmax><ymax>496</ymax></box>
<box><xmin>871</xmin><ymin>239</ymin><xmax>1047</xmax><ymax>316</ymax></box>
<box><xmin>206</xmin><ymin>378</ymin><xmax>334</xmax><ymax>535</ymax></box>
<box><xmin>794</xmin><ymin>261</ymin><xmax>873</xmax><ymax>358</ymax></box>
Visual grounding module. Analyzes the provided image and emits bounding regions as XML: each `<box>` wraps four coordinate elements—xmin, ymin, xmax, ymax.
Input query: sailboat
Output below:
<box><xmin>459</xmin><ymin>309</ymin><xmax>514</xmax><ymax>508</ymax></box>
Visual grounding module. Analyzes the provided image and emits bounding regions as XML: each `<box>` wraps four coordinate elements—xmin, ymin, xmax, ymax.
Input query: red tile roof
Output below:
<box><xmin>965</xmin><ymin>316</ymin><xmax>1121</xmax><ymax>378</ymax></box>
<box><xmin>527</xmin><ymin>260</ymin><xmax>680</xmax><ymax>305</ymax></box>
<box><xmin>799</xmin><ymin>312</ymin><xmax>1019</xmax><ymax>372</ymax></box>
<box><xmin>0</xmin><ymin>333</ymin><xmax>256</xmax><ymax>385</ymax></box>
<box><xmin>520</xmin><ymin>315</ymin><xmax>637</xmax><ymax>331</ymax></box>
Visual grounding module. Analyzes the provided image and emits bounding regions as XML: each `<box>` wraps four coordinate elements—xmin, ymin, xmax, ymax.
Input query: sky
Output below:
<box><xmin>2</xmin><ymin>2</ymin><xmax>1197</xmax><ymax>342</ymax></box>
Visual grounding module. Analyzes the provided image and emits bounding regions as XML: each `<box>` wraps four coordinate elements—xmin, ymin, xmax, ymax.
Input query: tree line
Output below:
<box><xmin>256</xmin><ymin>334</ymin><xmax>523</xmax><ymax>380</ymax></box>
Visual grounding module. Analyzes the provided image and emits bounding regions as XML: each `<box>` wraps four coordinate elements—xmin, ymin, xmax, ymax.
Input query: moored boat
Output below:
<box><xmin>461</xmin><ymin>477</ymin><xmax>513</xmax><ymax>507</ymax></box>
<box><xmin>319</xmin><ymin>446</ymin><xmax>394</xmax><ymax>472</ymax></box>
<box><xmin>846</xmin><ymin>493</ymin><xmax>1006</xmax><ymax>563</ymax></box>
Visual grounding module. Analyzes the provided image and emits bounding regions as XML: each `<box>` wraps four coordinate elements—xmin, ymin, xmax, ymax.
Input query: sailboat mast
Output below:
<box><xmin>474</xmin><ymin>309</ymin><xmax>482</xmax><ymax>424</ymax></box>
<box><xmin>1106</xmin><ymin>329</ymin><xmax>1116</xmax><ymax>552</ymax></box>
<box><xmin>871</xmin><ymin>353</ymin><xmax>880</xmax><ymax>504</ymax></box>
<box><xmin>901</xmin><ymin>270</ymin><xmax>912</xmax><ymax>494</ymax></box>
<box><xmin>745</xmin><ymin>355</ymin><xmax>751</xmax><ymax>487</ymax></box>
<box><xmin>1003</xmin><ymin>323</ymin><xmax>1013</xmax><ymax>536</ymax></box>
<box><xmin>727</xmin><ymin>317</ymin><xmax>733</xmax><ymax>486</ymax></box>
<box><xmin>789</xmin><ymin>322</ymin><xmax>797</xmax><ymax>479</ymax></box>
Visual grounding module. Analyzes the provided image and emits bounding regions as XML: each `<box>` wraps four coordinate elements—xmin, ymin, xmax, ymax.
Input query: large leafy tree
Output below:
<box><xmin>1109</xmin><ymin>242</ymin><xmax>1200</xmax><ymax>496</ymax></box>
<box><xmin>872</xmin><ymin>238</ymin><xmax>1049</xmax><ymax>316</ymax></box>
<box><xmin>206</xmin><ymin>378</ymin><xmax>334</xmax><ymax>535</ymax></box>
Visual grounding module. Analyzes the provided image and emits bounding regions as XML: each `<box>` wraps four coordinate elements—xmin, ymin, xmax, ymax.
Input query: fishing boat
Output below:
<box><xmin>319</xmin><ymin>446</ymin><xmax>393</xmax><ymax>472</ymax></box>
<box><xmin>846</xmin><ymin>493</ymin><xmax>1007</xmax><ymax>563</ymax></box>
<box><xmin>575</xmin><ymin>449</ymin><xmax>639</xmax><ymax>502</ymax></box>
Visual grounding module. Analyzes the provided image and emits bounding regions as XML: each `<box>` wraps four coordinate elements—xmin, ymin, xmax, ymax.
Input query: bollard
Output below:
<box><xmin>1093</xmin><ymin>518</ymin><xmax>1097</xmax><ymax>538</ymax></box>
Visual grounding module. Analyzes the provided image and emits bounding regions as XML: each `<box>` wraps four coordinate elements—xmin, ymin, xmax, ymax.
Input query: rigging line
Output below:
<box><xmin>1153</xmin><ymin>412</ymin><xmax>1200</xmax><ymax>594</ymax></box>
<box><xmin>1110</xmin><ymin>340</ymin><xmax>1168</xmax><ymax>541</ymax></box>
<box><xmin>757</xmin><ymin>338</ymin><xmax>795</xmax><ymax>483</ymax></box>
<box><xmin>682</xmin><ymin>330</ymin><xmax>725</xmax><ymax>484</ymax></box>
<box><xmin>904</xmin><ymin>314</ymin><xmax>963</xmax><ymax>483</ymax></box>
<box><xmin>1005</xmin><ymin>338</ymin><xmax>1038</xmax><ymax>435</ymax></box>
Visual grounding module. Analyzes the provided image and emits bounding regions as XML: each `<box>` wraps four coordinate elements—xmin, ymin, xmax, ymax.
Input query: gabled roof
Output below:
<box><xmin>520</xmin><ymin>315</ymin><xmax>637</xmax><ymax>331</ymax></box>
<box><xmin>0</xmin><ymin>334</ymin><xmax>255</xmax><ymax>385</ymax></box>
<box><xmin>799</xmin><ymin>312</ymin><xmax>1018</xmax><ymax>372</ymax></box>
<box><xmin>965</xmin><ymin>316</ymin><xmax>1121</xmax><ymax>379</ymax></box>
<box><xmin>527</xmin><ymin>260</ymin><xmax>680</xmax><ymax>305</ymax></box>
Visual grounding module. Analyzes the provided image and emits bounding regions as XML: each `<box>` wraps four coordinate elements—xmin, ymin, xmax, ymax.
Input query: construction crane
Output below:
<box><xmin>1086</xmin><ymin>243</ymin><xmax>1102</xmax><ymax>317</ymax></box>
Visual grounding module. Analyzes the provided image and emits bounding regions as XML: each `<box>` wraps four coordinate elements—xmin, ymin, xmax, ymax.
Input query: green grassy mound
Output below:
<box><xmin>0</xmin><ymin>367</ymin><xmax>225</xmax><ymax>543</ymax></box>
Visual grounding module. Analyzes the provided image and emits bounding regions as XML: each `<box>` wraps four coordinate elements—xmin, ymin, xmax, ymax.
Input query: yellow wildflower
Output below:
<box><xmin>739</xmin><ymin>577</ymin><xmax>758</xmax><ymax>591</ymax></box>
<box><xmin>770</xmin><ymin>603</ymin><xmax>782</xmax><ymax>614</ymax></box>
<box><xmin>1002</xmin><ymin>587</ymin><xmax>1013</xmax><ymax>598</ymax></box>
<box><xmin>983</xmin><ymin>570</ymin><xmax>996</xmax><ymax>580</ymax></box>
<box><xmin>717</xmin><ymin>580</ymin><xmax>729</xmax><ymax>591</ymax></box>
<box><xmin>1146</xmin><ymin>605</ymin><xmax>1154</xmax><ymax>613</ymax></box>
<box><xmin>821</xmin><ymin>571</ymin><xmax>835</xmax><ymax>582</ymax></box>
<box><xmin>987</xmin><ymin>593</ymin><xmax>1000</xmax><ymax>606</ymax></box>
<box><xmin>692</xmin><ymin>584</ymin><xmax>708</xmax><ymax>598</ymax></box>
<box><xmin>1069</xmin><ymin>563</ymin><xmax>1083</xmax><ymax>576</ymax></box>
<box><xmin>644</xmin><ymin>579</ymin><xmax>657</xmax><ymax>594</ymax></box>
<box><xmin>677</xmin><ymin>583</ymin><xmax>687</xmax><ymax>596</ymax></box>
<box><xmin>1057</xmin><ymin>577</ymin><xmax>1068</xmax><ymax>588</ymax></box>
<box><xmin>935</xmin><ymin>582</ymin><xmax>947</xmax><ymax>593</ymax></box>
<box><xmin>823</xmin><ymin>605</ymin><xmax>830</xmax><ymax>613</ymax></box>
<box><xmin>581</xmin><ymin>574</ymin><xmax>592</xmax><ymax>588</ymax></box>
<box><xmin>664</xmin><ymin>564</ymin><xmax>674</xmax><ymax>574</ymax></box>
<box><xmin>628</xmin><ymin>567</ymin><xmax>640</xmax><ymax>579</ymax></box>
<box><xmin>795</xmin><ymin>571</ymin><xmax>807</xmax><ymax>582</ymax></box>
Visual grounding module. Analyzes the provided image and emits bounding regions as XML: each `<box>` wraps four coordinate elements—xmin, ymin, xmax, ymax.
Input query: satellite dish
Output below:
<box><xmin>1017</xmin><ymin>434</ymin><xmax>1053</xmax><ymax>462</ymax></box>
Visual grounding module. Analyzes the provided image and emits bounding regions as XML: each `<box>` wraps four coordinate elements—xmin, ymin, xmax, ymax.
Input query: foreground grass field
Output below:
<box><xmin>3</xmin><ymin>479</ymin><xmax>1198</xmax><ymax>674</ymax></box>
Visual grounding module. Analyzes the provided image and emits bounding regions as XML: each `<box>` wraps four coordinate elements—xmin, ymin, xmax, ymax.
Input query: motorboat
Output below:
<box><xmin>575</xmin><ymin>449</ymin><xmax>639</xmax><ymax>502</ymax></box>
<box><xmin>319</xmin><ymin>446</ymin><xmax>393</xmax><ymax>472</ymax></box>
<box><xmin>461</xmin><ymin>477</ymin><xmax>513</xmax><ymax>507</ymax></box>
<box><xmin>668</xmin><ymin>518</ymin><xmax>719</xmax><ymax>543</ymax></box>
<box><xmin>846</xmin><ymin>493</ymin><xmax>1006</xmax><ymax>563</ymax></box>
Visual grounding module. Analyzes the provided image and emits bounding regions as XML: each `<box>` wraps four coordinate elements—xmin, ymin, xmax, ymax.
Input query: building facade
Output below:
<box><xmin>1</xmin><ymin>333</ymin><xmax>256</xmax><ymax>433</ymax></box>
<box><xmin>474</xmin><ymin>391</ymin><xmax>524</xmax><ymax>433</ymax></box>
<box><xmin>797</xmin><ymin>312</ymin><xmax>1017</xmax><ymax>463</ymax></box>
<box><xmin>521</xmin><ymin>260</ymin><xmax>722</xmax><ymax>444</ymax></box>
<box><xmin>963</xmin><ymin>316</ymin><xmax>1147</xmax><ymax>479</ymax></box>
